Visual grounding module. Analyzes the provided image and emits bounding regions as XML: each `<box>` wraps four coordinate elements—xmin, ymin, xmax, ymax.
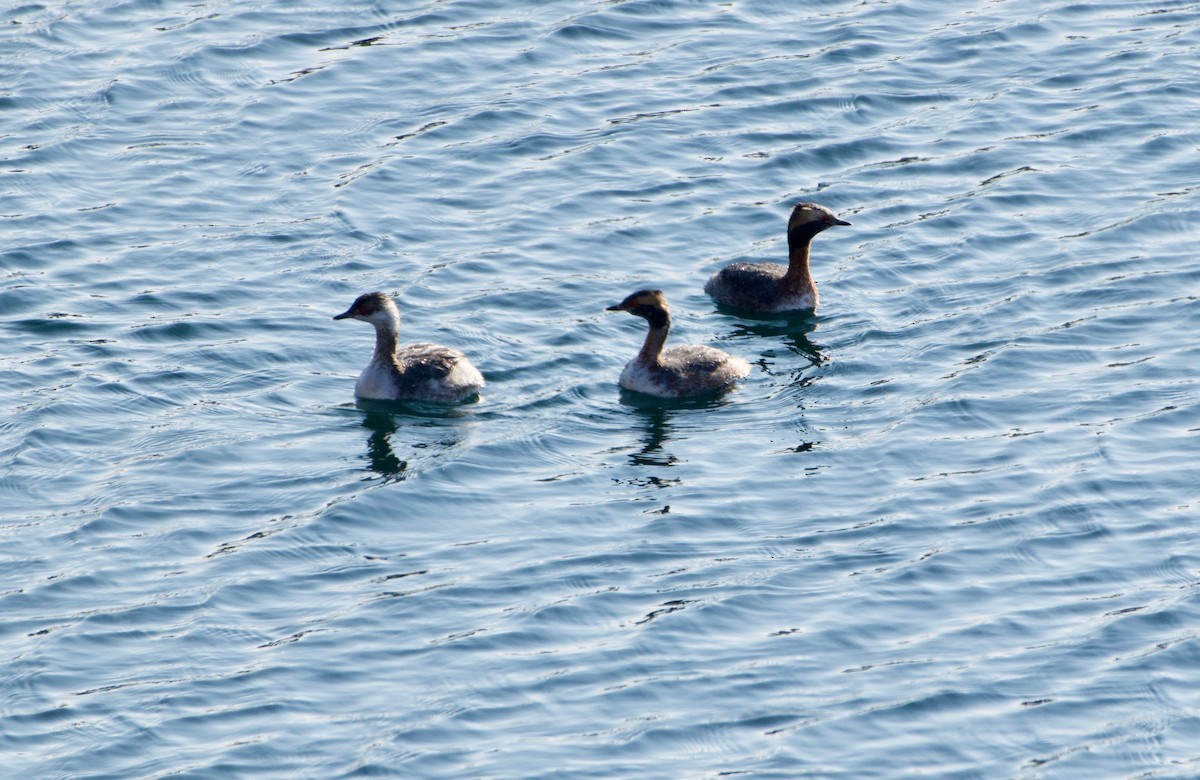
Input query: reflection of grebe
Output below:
<box><xmin>606</xmin><ymin>289</ymin><xmax>749</xmax><ymax>398</ymax></box>
<box><xmin>360</xmin><ymin>409</ymin><xmax>407</xmax><ymax>481</ymax></box>
<box><xmin>333</xmin><ymin>292</ymin><xmax>483</xmax><ymax>403</ymax></box>
<box><xmin>705</xmin><ymin>202</ymin><xmax>850</xmax><ymax>313</ymax></box>
<box><xmin>726</xmin><ymin>315</ymin><xmax>825</xmax><ymax>371</ymax></box>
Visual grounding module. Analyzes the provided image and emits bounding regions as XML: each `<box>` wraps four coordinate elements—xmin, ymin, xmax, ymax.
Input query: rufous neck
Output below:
<box><xmin>782</xmin><ymin>230</ymin><xmax>815</xmax><ymax>295</ymax></box>
<box><xmin>638</xmin><ymin>312</ymin><xmax>670</xmax><ymax>366</ymax></box>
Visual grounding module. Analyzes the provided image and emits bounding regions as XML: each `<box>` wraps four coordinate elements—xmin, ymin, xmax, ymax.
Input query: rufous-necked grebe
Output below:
<box><xmin>606</xmin><ymin>289</ymin><xmax>750</xmax><ymax>398</ymax></box>
<box><xmin>333</xmin><ymin>291</ymin><xmax>484</xmax><ymax>403</ymax></box>
<box><xmin>705</xmin><ymin>202</ymin><xmax>850</xmax><ymax>313</ymax></box>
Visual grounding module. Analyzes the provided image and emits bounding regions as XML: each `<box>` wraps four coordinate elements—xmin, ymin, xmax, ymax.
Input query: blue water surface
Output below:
<box><xmin>2</xmin><ymin>0</ymin><xmax>1199</xmax><ymax>777</ymax></box>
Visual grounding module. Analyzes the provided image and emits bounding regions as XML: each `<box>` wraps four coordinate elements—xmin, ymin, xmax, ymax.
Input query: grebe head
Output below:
<box><xmin>787</xmin><ymin>202</ymin><xmax>851</xmax><ymax>237</ymax></box>
<box><xmin>333</xmin><ymin>291</ymin><xmax>399</xmax><ymax>327</ymax></box>
<box><xmin>607</xmin><ymin>289</ymin><xmax>671</xmax><ymax>327</ymax></box>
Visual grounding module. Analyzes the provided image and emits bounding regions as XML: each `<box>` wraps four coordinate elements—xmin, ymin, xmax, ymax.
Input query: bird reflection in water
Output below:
<box><xmin>718</xmin><ymin>314</ymin><xmax>826</xmax><ymax>456</ymax></box>
<box><xmin>359</xmin><ymin>407</ymin><xmax>408</xmax><ymax>482</ymax></box>
<box><xmin>616</xmin><ymin>391</ymin><xmax>735</xmax><ymax>490</ymax></box>
<box><xmin>627</xmin><ymin>405</ymin><xmax>677</xmax><ymax>469</ymax></box>
<box><xmin>618</xmin><ymin>404</ymin><xmax>682</xmax><ymax>490</ymax></box>
<box><xmin>353</xmin><ymin>399</ymin><xmax>470</xmax><ymax>482</ymax></box>
<box><xmin>724</xmin><ymin>312</ymin><xmax>826</xmax><ymax>378</ymax></box>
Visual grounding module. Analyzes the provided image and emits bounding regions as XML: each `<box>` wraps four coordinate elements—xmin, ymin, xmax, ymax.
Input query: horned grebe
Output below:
<box><xmin>607</xmin><ymin>289</ymin><xmax>750</xmax><ymax>398</ymax></box>
<box><xmin>705</xmin><ymin>202</ymin><xmax>850</xmax><ymax>313</ymax></box>
<box><xmin>333</xmin><ymin>291</ymin><xmax>484</xmax><ymax>403</ymax></box>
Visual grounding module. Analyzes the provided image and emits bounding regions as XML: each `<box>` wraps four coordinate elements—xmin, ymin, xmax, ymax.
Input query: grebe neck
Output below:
<box><xmin>372</xmin><ymin>317</ymin><xmax>400</xmax><ymax>362</ymax></box>
<box><xmin>782</xmin><ymin>225</ymin><xmax>818</xmax><ymax>296</ymax></box>
<box><xmin>638</xmin><ymin>308</ymin><xmax>670</xmax><ymax>366</ymax></box>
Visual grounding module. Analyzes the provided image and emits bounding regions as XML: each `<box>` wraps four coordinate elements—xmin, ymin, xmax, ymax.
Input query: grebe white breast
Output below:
<box><xmin>705</xmin><ymin>202</ymin><xmax>850</xmax><ymax>313</ymax></box>
<box><xmin>607</xmin><ymin>289</ymin><xmax>750</xmax><ymax>398</ymax></box>
<box><xmin>333</xmin><ymin>291</ymin><xmax>484</xmax><ymax>403</ymax></box>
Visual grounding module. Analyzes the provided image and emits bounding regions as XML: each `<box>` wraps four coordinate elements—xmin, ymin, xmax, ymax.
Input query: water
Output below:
<box><xmin>3</xmin><ymin>0</ymin><xmax>1199</xmax><ymax>776</ymax></box>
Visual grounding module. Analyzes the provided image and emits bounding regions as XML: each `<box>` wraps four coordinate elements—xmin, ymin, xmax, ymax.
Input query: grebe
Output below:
<box><xmin>333</xmin><ymin>291</ymin><xmax>484</xmax><ymax>403</ymax></box>
<box><xmin>606</xmin><ymin>289</ymin><xmax>750</xmax><ymax>398</ymax></box>
<box><xmin>705</xmin><ymin>202</ymin><xmax>850</xmax><ymax>313</ymax></box>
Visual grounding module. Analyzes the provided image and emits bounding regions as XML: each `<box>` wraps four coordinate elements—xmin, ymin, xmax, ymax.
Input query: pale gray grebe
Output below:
<box><xmin>333</xmin><ymin>291</ymin><xmax>484</xmax><ymax>403</ymax></box>
<box><xmin>607</xmin><ymin>289</ymin><xmax>750</xmax><ymax>398</ymax></box>
<box><xmin>705</xmin><ymin>202</ymin><xmax>850</xmax><ymax>313</ymax></box>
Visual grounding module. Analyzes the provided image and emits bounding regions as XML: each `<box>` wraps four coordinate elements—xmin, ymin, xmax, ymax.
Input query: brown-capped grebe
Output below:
<box><xmin>705</xmin><ymin>202</ymin><xmax>850</xmax><ymax>313</ymax></box>
<box><xmin>606</xmin><ymin>289</ymin><xmax>750</xmax><ymax>398</ymax></box>
<box><xmin>333</xmin><ymin>291</ymin><xmax>484</xmax><ymax>403</ymax></box>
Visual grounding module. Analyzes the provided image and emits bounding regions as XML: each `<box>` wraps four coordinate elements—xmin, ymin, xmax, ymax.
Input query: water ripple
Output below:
<box><xmin>3</xmin><ymin>0</ymin><xmax>1200</xmax><ymax>776</ymax></box>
